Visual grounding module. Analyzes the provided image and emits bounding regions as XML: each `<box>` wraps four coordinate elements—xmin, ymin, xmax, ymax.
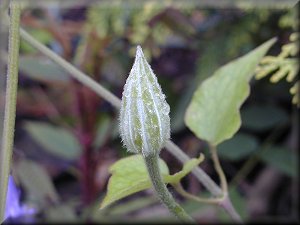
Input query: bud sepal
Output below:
<box><xmin>119</xmin><ymin>46</ymin><xmax>170</xmax><ymax>157</ymax></box>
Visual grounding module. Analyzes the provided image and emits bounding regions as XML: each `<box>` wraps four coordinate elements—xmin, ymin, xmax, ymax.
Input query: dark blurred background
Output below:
<box><xmin>0</xmin><ymin>0</ymin><xmax>299</xmax><ymax>223</ymax></box>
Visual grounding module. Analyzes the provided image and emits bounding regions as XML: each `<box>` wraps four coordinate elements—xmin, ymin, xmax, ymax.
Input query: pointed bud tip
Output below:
<box><xmin>136</xmin><ymin>45</ymin><xmax>144</xmax><ymax>58</ymax></box>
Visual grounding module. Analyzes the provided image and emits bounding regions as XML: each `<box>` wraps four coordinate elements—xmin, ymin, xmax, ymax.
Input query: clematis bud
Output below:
<box><xmin>119</xmin><ymin>46</ymin><xmax>170</xmax><ymax>157</ymax></box>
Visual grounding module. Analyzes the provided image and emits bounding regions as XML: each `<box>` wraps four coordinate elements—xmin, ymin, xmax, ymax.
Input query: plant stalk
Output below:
<box><xmin>144</xmin><ymin>154</ymin><xmax>195</xmax><ymax>223</ymax></box>
<box><xmin>210</xmin><ymin>144</ymin><xmax>228</xmax><ymax>194</ymax></box>
<box><xmin>174</xmin><ymin>183</ymin><xmax>223</xmax><ymax>204</ymax></box>
<box><xmin>220</xmin><ymin>196</ymin><xmax>243</xmax><ymax>223</ymax></box>
<box><xmin>209</xmin><ymin>144</ymin><xmax>243</xmax><ymax>223</ymax></box>
<box><xmin>0</xmin><ymin>1</ymin><xmax>21</xmax><ymax>222</ymax></box>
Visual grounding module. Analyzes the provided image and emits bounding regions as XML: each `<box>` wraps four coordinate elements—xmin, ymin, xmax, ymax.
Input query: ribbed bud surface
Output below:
<box><xmin>119</xmin><ymin>46</ymin><xmax>170</xmax><ymax>157</ymax></box>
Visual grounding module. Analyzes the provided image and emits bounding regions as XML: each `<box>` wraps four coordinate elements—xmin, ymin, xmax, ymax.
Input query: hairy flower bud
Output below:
<box><xmin>119</xmin><ymin>46</ymin><xmax>170</xmax><ymax>157</ymax></box>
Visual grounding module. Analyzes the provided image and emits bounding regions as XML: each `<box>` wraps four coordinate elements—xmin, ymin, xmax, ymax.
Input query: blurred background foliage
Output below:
<box><xmin>0</xmin><ymin>0</ymin><xmax>298</xmax><ymax>223</ymax></box>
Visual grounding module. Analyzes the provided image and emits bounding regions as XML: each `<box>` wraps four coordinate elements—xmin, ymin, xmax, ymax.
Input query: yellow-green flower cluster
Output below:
<box><xmin>255</xmin><ymin>32</ymin><xmax>299</xmax><ymax>107</ymax></box>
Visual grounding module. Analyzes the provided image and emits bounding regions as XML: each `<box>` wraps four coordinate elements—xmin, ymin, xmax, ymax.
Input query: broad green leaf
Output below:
<box><xmin>241</xmin><ymin>104</ymin><xmax>288</xmax><ymax>131</ymax></box>
<box><xmin>171</xmin><ymin>30</ymin><xmax>249</xmax><ymax>133</ymax></box>
<box><xmin>259</xmin><ymin>146</ymin><xmax>297</xmax><ymax>177</ymax></box>
<box><xmin>100</xmin><ymin>155</ymin><xmax>168</xmax><ymax>209</ymax></box>
<box><xmin>24</xmin><ymin>121</ymin><xmax>82</xmax><ymax>160</ymax></box>
<box><xmin>217</xmin><ymin>133</ymin><xmax>259</xmax><ymax>160</ymax></box>
<box><xmin>100</xmin><ymin>154</ymin><xmax>204</xmax><ymax>209</ymax></box>
<box><xmin>15</xmin><ymin>159</ymin><xmax>59</xmax><ymax>205</ymax></box>
<box><xmin>19</xmin><ymin>56</ymin><xmax>70</xmax><ymax>83</ymax></box>
<box><xmin>185</xmin><ymin>38</ymin><xmax>276</xmax><ymax>145</ymax></box>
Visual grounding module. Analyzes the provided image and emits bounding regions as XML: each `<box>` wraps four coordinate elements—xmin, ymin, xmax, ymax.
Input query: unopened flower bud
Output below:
<box><xmin>119</xmin><ymin>46</ymin><xmax>170</xmax><ymax>157</ymax></box>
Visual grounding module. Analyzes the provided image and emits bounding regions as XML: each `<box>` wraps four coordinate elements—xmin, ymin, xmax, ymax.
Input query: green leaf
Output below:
<box><xmin>19</xmin><ymin>55</ymin><xmax>70</xmax><ymax>83</ymax></box>
<box><xmin>100</xmin><ymin>155</ymin><xmax>168</xmax><ymax>209</ymax></box>
<box><xmin>100</xmin><ymin>154</ymin><xmax>204</xmax><ymax>209</ymax></box>
<box><xmin>241</xmin><ymin>104</ymin><xmax>288</xmax><ymax>131</ymax></box>
<box><xmin>15</xmin><ymin>159</ymin><xmax>59</xmax><ymax>205</ymax></box>
<box><xmin>185</xmin><ymin>38</ymin><xmax>276</xmax><ymax>145</ymax></box>
<box><xmin>217</xmin><ymin>133</ymin><xmax>259</xmax><ymax>160</ymax></box>
<box><xmin>24</xmin><ymin>121</ymin><xmax>82</xmax><ymax>160</ymax></box>
<box><xmin>259</xmin><ymin>146</ymin><xmax>297</xmax><ymax>177</ymax></box>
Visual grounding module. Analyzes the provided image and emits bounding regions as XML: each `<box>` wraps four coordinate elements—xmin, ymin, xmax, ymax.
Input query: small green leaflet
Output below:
<box><xmin>185</xmin><ymin>38</ymin><xmax>276</xmax><ymax>146</ymax></box>
<box><xmin>100</xmin><ymin>154</ymin><xmax>204</xmax><ymax>209</ymax></box>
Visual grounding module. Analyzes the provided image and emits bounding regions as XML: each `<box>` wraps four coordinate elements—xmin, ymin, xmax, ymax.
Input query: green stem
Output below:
<box><xmin>173</xmin><ymin>183</ymin><xmax>223</xmax><ymax>204</ymax></box>
<box><xmin>220</xmin><ymin>196</ymin><xmax>243</xmax><ymax>223</ymax></box>
<box><xmin>0</xmin><ymin>1</ymin><xmax>21</xmax><ymax>222</ymax></box>
<box><xmin>209</xmin><ymin>144</ymin><xmax>243</xmax><ymax>223</ymax></box>
<box><xmin>210</xmin><ymin>144</ymin><xmax>228</xmax><ymax>194</ymax></box>
<box><xmin>144</xmin><ymin>154</ymin><xmax>195</xmax><ymax>223</ymax></box>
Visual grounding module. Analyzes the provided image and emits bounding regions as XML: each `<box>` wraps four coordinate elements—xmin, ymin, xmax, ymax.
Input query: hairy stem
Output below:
<box><xmin>144</xmin><ymin>154</ymin><xmax>194</xmax><ymax>223</ymax></box>
<box><xmin>19</xmin><ymin>28</ymin><xmax>242</xmax><ymax>222</ymax></box>
<box><xmin>0</xmin><ymin>1</ymin><xmax>21</xmax><ymax>222</ymax></box>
